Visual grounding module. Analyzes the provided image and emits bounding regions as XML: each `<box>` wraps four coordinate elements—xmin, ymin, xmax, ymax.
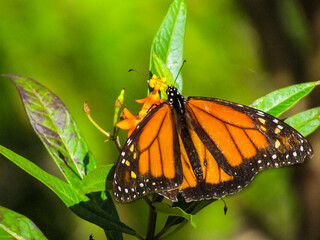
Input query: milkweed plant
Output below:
<box><xmin>0</xmin><ymin>0</ymin><xmax>320</xmax><ymax>239</ymax></box>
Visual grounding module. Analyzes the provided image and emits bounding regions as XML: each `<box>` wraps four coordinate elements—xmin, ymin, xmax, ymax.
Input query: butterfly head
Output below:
<box><xmin>166</xmin><ymin>85</ymin><xmax>180</xmax><ymax>101</ymax></box>
<box><xmin>166</xmin><ymin>85</ymin><xmax>185</xmax><ymax>114</ymax></box>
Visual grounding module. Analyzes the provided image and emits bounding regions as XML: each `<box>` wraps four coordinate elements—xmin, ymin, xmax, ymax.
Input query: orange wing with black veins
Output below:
<box><xmin>175</xmin><ymin>97</ymin><xmax>312</xmax><ymax>201</ymax></box>
<box><xmin>113</xmin><ymin>103</ymin><xmax>183</xmax><ymax>202</ymax></box>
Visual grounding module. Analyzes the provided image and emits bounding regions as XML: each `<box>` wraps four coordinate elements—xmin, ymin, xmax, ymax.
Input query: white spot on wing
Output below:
<box><xmin>257</xmin><ymin>111</ymin><xmax>265</xmax><ymax>116</ymax></box>
<box><xmin>127</xmin><ymin>138</ymin><xmax>133</xmax><ymax>146</ymax></box>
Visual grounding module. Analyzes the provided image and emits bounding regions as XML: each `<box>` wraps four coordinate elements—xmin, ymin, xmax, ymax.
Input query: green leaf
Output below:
<box><xmin>250</xmin><ymin>81</ymin><xmax>320</xmax><ymax>117</ymax></box>
<box><xmin>152</xmin><ymin>54</ymin><xmax>175</xmax><ymax>99</ymax></box>
<box><xmin>105</xmin><ymin>231</ymin><xmax>123</xmax><ymax>240</ymax></box>
<box><xmin>0</xmin><ymin>146</ymin><xmax>133</xmax><ymax>236</ymax></box>
<box><xmin>153</xmin><ymin>202</ymin><xmax>198</xmax><ymax>228</ymax></box>
<box><xmin>100</xmin><ymin>191</ymin><xmax>123</xmax><ymax>240</ymax></box>
<box><xmin>82</xmin><ymin>191</ymin><xmax>123</xmax><ymax>239</ymax></box>
<box><xmin>152</xmin><ymin>53</ymin><xmax>175</xmax><ymax>82</ymax></box>
<box><xmin>3</xmin><ymin>74</ymin><xmax>97</xmax><ymax>187</ymax></box>
<box><xmin>2</xmin><ymin>74</ymin><xmax>123</xmax><ymax>236</ymax></box>
<box><xmin>0</xmin><ymin>229</ymin><xmax>12</xmax><ymax>239</ymax></box>
<box><xmin>150</xmin><ymin>0</ymin><xmax>187</xmax><ymax>92</ymax></box>
<box><xmin>164</xmin><ymin>198</ymin><xmax>216</xmax><ymax>230</ymax></box>
<box><xmin>81</xmin><ymin>165</ymin><xmax>114</xmax><ymax>194</ymax></box>
<box><xmin>285</xmin><ymin>107</ymin><xmax>320</xmax><ymax>137</ymax></box>
<box><xmin>0</xmin><ymin>206</ymin><xmax>48</xmax><ymax>240</ymax></box>
<box><xmin>0</xmin><ymin>145</ymin><xmax>88</xmax><ymax>207</ymax></box>
<box><xmin>70</xmin><ymin>199</ymin><xmax>135</xmax><ymax>236</ymax></box>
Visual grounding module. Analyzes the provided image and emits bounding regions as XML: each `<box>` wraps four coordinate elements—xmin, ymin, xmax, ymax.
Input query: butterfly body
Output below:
<box><xmin>113</xmin><ymin>86</ymin><xmax>313</xmax><ymax>202</ymax></box>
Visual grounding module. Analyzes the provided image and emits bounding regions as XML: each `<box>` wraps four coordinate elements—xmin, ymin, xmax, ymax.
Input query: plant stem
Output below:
<box><xmin>83</xmin><ymin>101</ymin><xmax>122</xmax><ymax>152</ymax></box>
<box><xmin>145</xmin><ymin>195</ymin><xmax>163</xmax><ymax>240</ymax></box>
<box><xmin>114</xmin><ymin>135</ymin><xmax>122</xmax><ymax>152</ymax></box>
<box><xmin>146</xmin><ymin>203</ymin><xmax>157</xmax><ymax>240</ymax></box>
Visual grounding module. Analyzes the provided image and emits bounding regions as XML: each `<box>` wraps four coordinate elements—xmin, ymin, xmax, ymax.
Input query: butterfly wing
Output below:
<box><xmin>113</xmin><ymin>103</ymin><xmax>183</xmax><ymax>202</ymax></box>
<box><xmin>175</xmin><ymin>97</ymin><xmax>313</xmax><ymax>201</ymax></box>
<box><xmin>114</xmin><ymin>93</ymin><xmax>313</xmax><ymax>203</ymax></box>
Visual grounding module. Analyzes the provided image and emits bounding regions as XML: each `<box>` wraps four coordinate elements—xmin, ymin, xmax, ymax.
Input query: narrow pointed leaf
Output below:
<box><xmin>285</xmin><ymin>107</ymin><xmax>320</xmax><ymax>137</ymax></box>
<box><xmin>150</xmin><ymin>0</ymin><xmax>187</xmax><ymax>92</ymax></box>
<box><xmin>0</xmin><ymin>206</ymin><xmax>48</xmax><ymax>240</ymax></box>
<box><xmin>250</xmin><ymin>81</ymin><xmax>320</xmax><ymax>117</ymax></box>
<box><xmin>3</xmin><ymin>74</ymin><xmax>97</xmax><ymax>187</ymax></box>
<box><xmin>153</xmin><ymin>202</ymin><xmax>198</xmax><ymax>228</ymax></box>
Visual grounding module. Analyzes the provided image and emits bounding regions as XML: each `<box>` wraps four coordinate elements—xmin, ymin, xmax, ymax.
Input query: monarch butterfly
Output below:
<box><xmin>113</xmin><ymin>81</ymin><xmax>313</xmax><ymax>203</ymax></box>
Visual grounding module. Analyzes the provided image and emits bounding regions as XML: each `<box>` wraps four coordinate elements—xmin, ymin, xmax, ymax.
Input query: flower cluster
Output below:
<box><xmin>116</xmin><ymin>75</ymin><xmax>167</xmax><ymax>136</ymax></box>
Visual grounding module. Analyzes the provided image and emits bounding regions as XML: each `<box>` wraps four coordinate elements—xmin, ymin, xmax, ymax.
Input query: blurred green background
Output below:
<box><xmin>1</xmin><ymin>0</ymin><xmax>319</xmax><ymax>239</ymax></box>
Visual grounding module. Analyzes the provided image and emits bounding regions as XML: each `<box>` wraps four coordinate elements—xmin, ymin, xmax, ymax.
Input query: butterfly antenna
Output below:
<box><xmin>128</xmin><ymin>69</ymin><xmax>149</xmax><ymax>79</ymax></box>
<box><xmin>174</xmin><ymin>60</ymin><xmax>187</xmax><ymax>85</ymax></box>
<box><xmin>221</xmin><ymin>198</ymin><xmax>228</xmax><ymax>215</ymax></box>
